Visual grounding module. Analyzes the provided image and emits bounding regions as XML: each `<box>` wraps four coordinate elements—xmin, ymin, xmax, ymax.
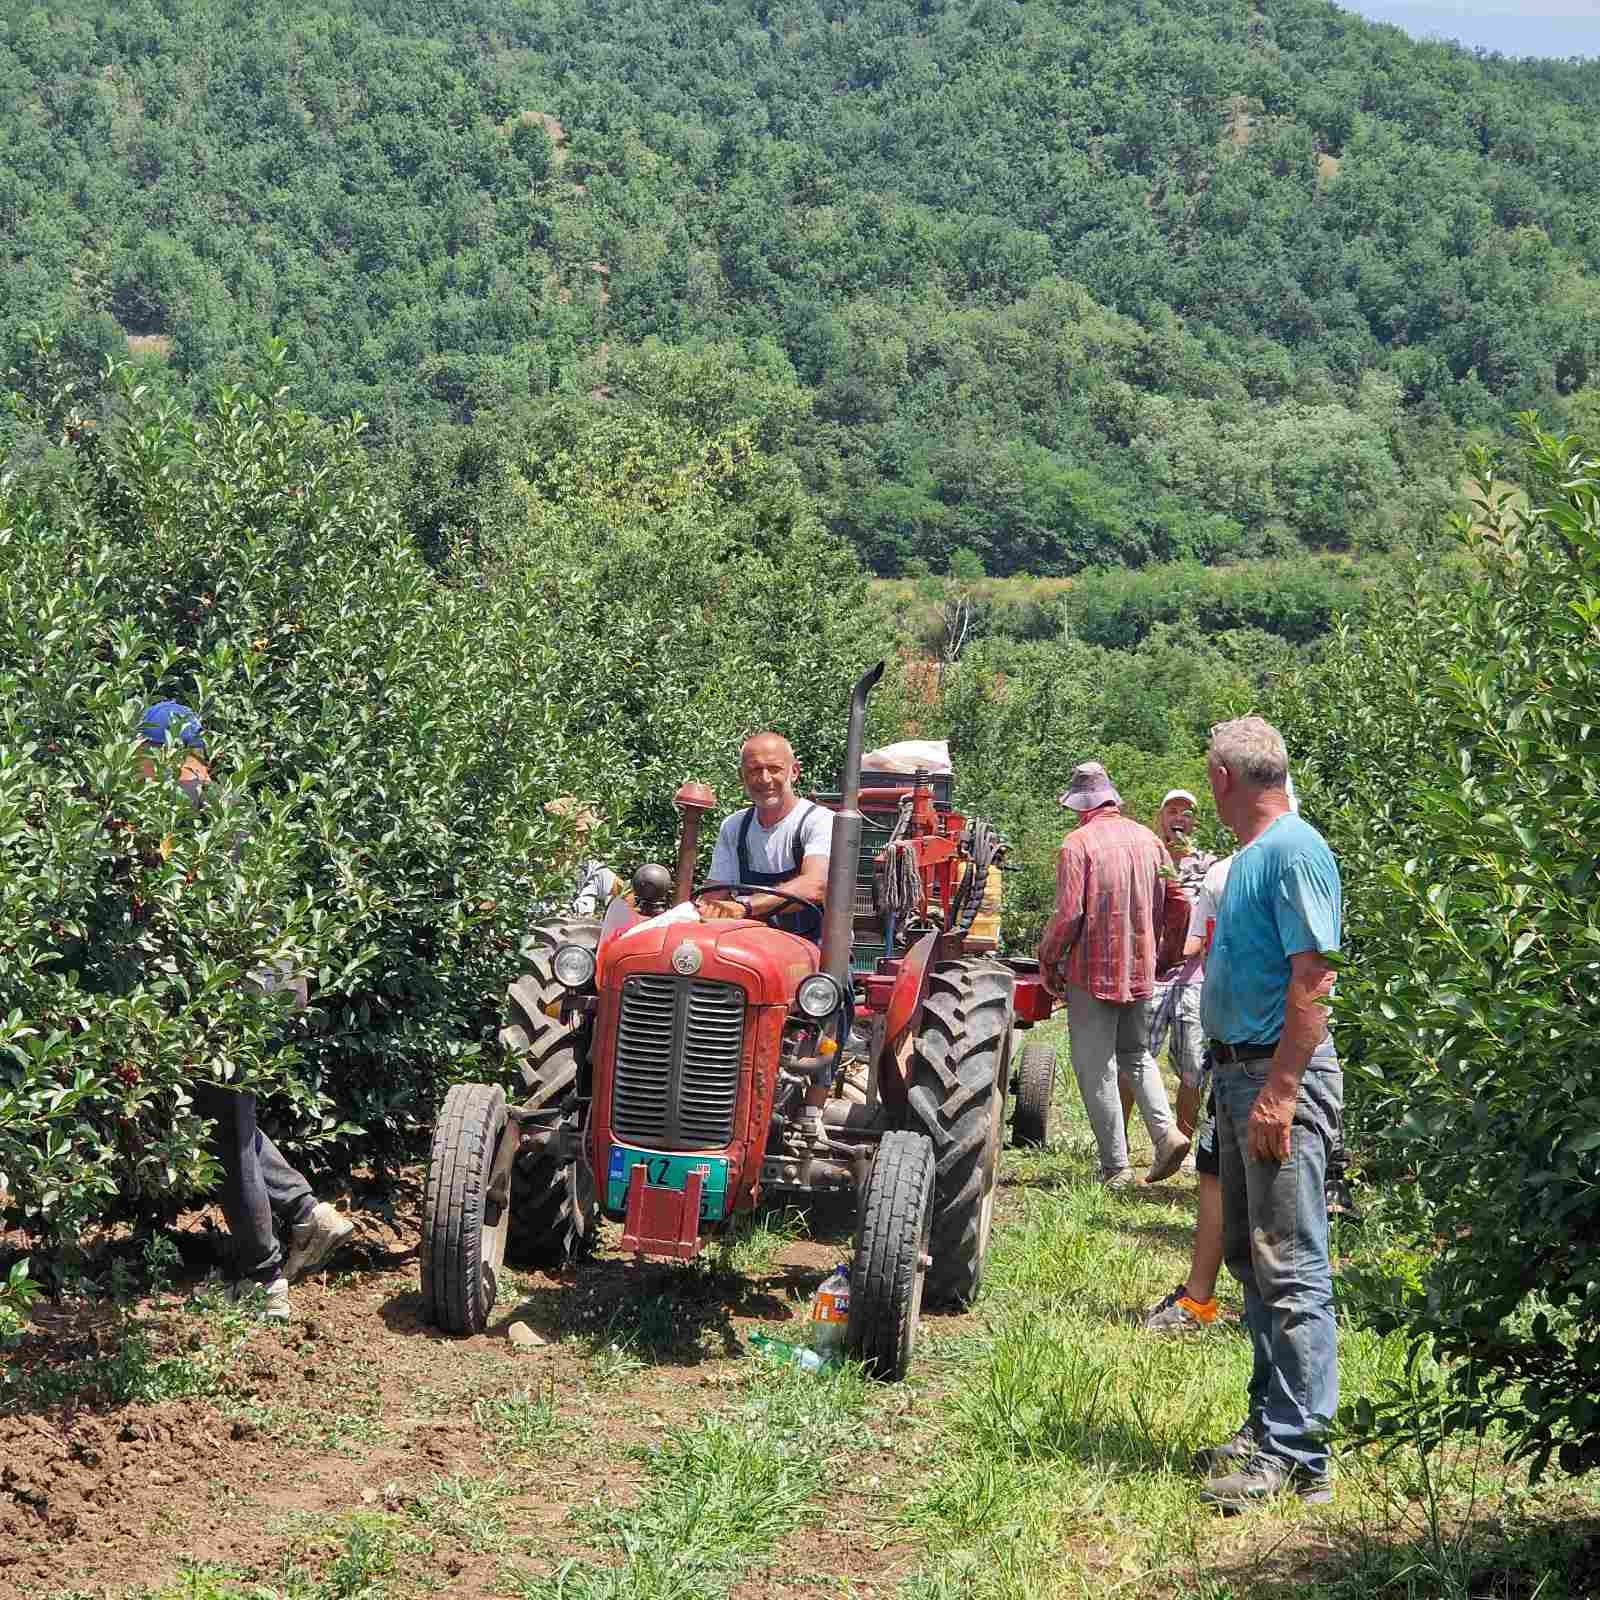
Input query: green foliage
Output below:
<box><xmin>0</xmin><ymin>349</ymin><xmax>884</xmax><ymax>1250</ymax></box>
<box><xmin>1270</xmin><ymin>420</ymin><xmax>1600</xmax><ymax>1478</ymax></box>
<box><xmin>1</xmin><ymin>0</ymin><xmax>1596</xmax><ymax>571</ymax></box>
<box><xmin>1060</xmin><ymin>557</ymin><xmax>1378</xmax><ymax>650</ymax></box>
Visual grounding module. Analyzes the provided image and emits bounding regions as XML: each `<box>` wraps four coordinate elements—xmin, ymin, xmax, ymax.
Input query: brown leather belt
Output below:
<box><xmin>1210</xmin><ymin>1039</ymin><xmax>1279</xmax><ymax>1064</ymax></box>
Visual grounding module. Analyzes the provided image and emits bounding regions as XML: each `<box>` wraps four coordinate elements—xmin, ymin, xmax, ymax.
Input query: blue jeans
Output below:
<box><xmin>1213</xmin><ymin>1040</ymin><xmax>1343</xmax><ymax>1478</ymax></box>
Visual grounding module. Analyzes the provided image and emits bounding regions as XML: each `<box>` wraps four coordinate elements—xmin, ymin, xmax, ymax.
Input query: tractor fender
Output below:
<box><xmin>874</xmin><ymin>930</ymin><xmax>939</xmax><ymax>1107</ymax></box>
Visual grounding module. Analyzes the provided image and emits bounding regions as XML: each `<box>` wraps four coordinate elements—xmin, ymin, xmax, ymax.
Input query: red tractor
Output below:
<box><xmin>419</xmin><ymin>663</ymin><xmax>1059</xmax><ymax>1379</ymax></box>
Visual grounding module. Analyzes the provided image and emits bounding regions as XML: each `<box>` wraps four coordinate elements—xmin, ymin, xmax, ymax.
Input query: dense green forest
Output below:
<box><xmin>5</xmin><ymin>0</ymin><xmax>1600</xmax><ymax>573</ymax></box>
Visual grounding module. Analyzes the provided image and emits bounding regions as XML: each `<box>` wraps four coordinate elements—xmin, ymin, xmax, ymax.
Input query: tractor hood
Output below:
<box><xmin>600</xmin><ymin>918</ymin><xmax>820</xmax><ymax>1006</ymax></box>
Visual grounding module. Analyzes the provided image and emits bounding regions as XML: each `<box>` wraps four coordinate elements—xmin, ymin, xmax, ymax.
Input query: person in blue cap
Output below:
<box><xmin>140</xmin><ymin>701</ymin><xmax>352</xmax><ymax>1318</ymax></box>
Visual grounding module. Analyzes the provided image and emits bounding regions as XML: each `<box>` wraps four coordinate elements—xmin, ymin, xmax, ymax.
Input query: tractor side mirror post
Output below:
<box><xmin>672</xmin><ymin>782</ymin><xmax>716</xmax><ymax>906</ymax></box>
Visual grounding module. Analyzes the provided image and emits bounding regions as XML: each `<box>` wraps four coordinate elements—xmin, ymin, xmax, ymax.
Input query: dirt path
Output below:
<box><xmin>1</xmin><ymin>1178</ymin><xmax>948</xmax><ymax>1598</ymax></box>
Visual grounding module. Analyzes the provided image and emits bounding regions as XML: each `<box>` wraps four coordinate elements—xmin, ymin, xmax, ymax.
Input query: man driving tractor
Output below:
<box><xmin>695</xmin><ymin>731</ymin><xmax>836</xmax><ymax>1133</ymax></box>
<box><xmin>696</xmin><ymin>733</ymin><xmax>832</xmax><ymax>940</ymax></box>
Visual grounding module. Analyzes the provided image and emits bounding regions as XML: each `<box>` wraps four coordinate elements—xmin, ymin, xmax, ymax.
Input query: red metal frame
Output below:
<box><xmin>848</xmin><ymin>789</ymin><xmax>1058</xmax><ymax>1038</ymax></box>
<box><xmin>586</xmin><ymin>910</ymin><xmax>822</xmax><ymax>1251</ymax></box>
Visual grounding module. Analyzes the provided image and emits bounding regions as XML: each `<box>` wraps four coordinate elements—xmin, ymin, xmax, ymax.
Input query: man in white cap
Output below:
<box><xmin>1038</xmin><ymin>762</ymin><xmax>1191</xmax><ymax>1186</ymax></box>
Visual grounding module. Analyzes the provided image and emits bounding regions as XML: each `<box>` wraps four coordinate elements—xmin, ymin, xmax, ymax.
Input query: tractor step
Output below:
<box><xmin>619</xmin><ymin>1164</ymin><xmax>705</xmax><ymax>1260</ymax></box>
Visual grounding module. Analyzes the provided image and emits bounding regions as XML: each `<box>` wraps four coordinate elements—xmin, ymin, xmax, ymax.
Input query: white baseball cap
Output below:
<box><xmin>1159</xmin><ymin>788</ymin><xmax>1198</xmax><ymax>808</ymax></box>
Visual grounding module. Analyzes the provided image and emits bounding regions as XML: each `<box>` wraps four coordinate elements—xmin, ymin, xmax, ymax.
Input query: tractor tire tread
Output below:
<box><xmin>420</xmin><ymin>1083</ymin><xmax>506</xmax><ymax>1336</ymax></box>
<box><xmin>1012</xmin><ymin>1042</ymin><xmax>1056</xmax><ymax>1149</ymax></box>
<box><xmin>905</xmin><ymin>959</ymin><xmax>1015</xmax><ymax>1309</ymax></box>
<box><xmin>499</xmin><ymin>919</ymin><xmax>599</xmax><ymax>1270</ymax></box>
<box><xmin>847</xmin><ymin>1130</ymin><xmax>935</xmax><ymax>1382</ymax></box>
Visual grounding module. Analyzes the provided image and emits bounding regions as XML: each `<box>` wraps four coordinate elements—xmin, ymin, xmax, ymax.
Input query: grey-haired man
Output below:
<box><xmin>1194</xmin><ymin>717</ymin><xmax>1342</xmax><ymax>1510</ymax></box>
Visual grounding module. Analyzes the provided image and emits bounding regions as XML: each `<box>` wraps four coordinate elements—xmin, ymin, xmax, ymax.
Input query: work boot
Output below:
<box><xmin>1146</xmin><ymin>1131</ymin><xmax>1192</xmax><ymax>1184</ymax></box>
<box><xmin>230</xmin><ymin>1277</ymin><xmax>290</xmax><ymax>1321</ymax></box>
<box><xmin>1191</xmin><ymin>1418</ymin><xmax>1263</xmax><ymax>1477</ymax></box>
<box><xmin>282</xmin><ymin>1201</ymin><xmax>354</xmax><ymax>1282</ymax></box>
<box><xmin>1199</xmin><ymin>1454</ymin><xmax>1332</xmax><ymax>1511</ymax></box>
<box><xmin>1142</xmin><ymin>1282</ymin><xmax>1217</xmax><ymax>1335</ymax></box>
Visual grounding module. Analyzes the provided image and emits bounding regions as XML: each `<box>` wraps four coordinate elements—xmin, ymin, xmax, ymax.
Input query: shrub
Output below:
<box><xmin>1270</xmin><ymin>420</ymin><xmax>1600</xmax><ymax>1478</ymax></box>
<box><xmin>1</xmin><ymin>343</ymin><xmax>887</xmax><ymax>1255</ymax></box>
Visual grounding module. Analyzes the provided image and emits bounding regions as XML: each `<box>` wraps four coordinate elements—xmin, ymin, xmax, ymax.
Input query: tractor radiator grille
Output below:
<box><xmin>613</xmin><ymin>974</ymin><xmax>745</xmax><ymax>1149</ymax></box>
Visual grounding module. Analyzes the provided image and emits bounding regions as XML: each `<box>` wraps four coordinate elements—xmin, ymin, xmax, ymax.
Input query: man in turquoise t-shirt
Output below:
<box><xmin>1193</xmin><ymin>716</ymin><xmax>1343</xmax><ymax>1511</ymax></box>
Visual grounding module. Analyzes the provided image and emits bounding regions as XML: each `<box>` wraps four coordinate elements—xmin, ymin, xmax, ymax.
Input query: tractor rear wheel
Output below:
<box><xmin>846</xmin><ymin>1130</ymin><xmax>935</xmax><ymax>1382</ymax></box>
<box><xmin>904</xmin><ymin>959</ymin><xmax>1015</xmax><ymax>1309</ymax></box>
<box><xmin>420</xmin><ymin>1083</ymin><xmax>511</xmax><ymax>1335</ymax></box>
<box><xmin>500</xmin><ymin>918</ymin><xmax>601</xmax><ymax>1091</ymax></box>
<box><xmin>499</xmin><ymin>919</ymin><xmax>600</xmax><ymax>1270</ymax></box>
<box><xmin>1011</xmin><ymin>1042</ymin><xmax>1056</xmax><ymax>1149</ymax></box>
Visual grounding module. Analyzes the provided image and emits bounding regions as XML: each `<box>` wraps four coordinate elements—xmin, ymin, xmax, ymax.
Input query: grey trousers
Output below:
<box><xmin>190</xmin><ymin>1082</ymin><xmax>315</xmax><ymax>1282</ymax></box>
<box><xmin>1065</xmin><ymin>985</ymin><xmax>1177</xmax><ymax>1177</ymax></box>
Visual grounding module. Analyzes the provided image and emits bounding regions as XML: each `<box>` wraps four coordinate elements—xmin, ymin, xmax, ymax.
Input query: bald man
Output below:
<box><xmin>698</xmin><ymin>733</ymin><xmax>832</xmax><ymax>941</ymax></box>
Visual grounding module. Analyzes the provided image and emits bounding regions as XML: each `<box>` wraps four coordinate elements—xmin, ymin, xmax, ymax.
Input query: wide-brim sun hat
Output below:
<box><xmin>1058</xmin><ymin>761</ymin><xmax>1121</xmax><ymax>812</ymax></box>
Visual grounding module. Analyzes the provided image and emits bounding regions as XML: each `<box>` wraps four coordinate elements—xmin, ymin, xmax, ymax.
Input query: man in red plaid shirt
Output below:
<box><xmin>1038</xmin><ymin>761</ymin><xmax>1192</xmax><ymax>1186</ymax></box>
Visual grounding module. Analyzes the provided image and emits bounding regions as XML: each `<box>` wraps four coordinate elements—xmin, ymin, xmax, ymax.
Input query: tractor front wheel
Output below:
<box><xmin>1011</xmin><ymin>1042</ymin><xmax>1056</xmax><ymax>1149</ymax></box>
<box><xmin>846</xmin><ymin>1130</ymin><xmax>935</xmax><ymax>1382</ymax></box>
<box><xmin>420</xmin><ymin>1083</ymin><xmax>511</xmax><ymax>1336</ymax></box>
<box><xmin>905</xmin><ymin>960</ymin><xmax>1015</xmax><ymax>1309</ymax></box>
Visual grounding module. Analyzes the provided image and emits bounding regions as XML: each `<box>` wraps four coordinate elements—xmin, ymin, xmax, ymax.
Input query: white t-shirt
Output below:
<box><xmin>708</xmin><ymin>801</ymin><xmax>833</xmax><ymax>887</ymax></box>
<box><xmin>1189</xmin><ymin>854</ymin><xmax>1235</xmax><ymax>946</ymax></box>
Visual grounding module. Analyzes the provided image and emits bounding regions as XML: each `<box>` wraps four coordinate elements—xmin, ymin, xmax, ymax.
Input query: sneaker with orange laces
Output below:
<box><xmin>1142</xmin><ymin>1282</ymin><xmax>1217</xmax><ymax>1334</ymax></box>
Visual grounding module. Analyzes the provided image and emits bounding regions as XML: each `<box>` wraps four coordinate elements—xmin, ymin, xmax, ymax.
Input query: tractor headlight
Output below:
<box><xmin>796</xmin><ymin>972</ymin><xmax>842</xmax><ymax>1019</ymax></box>
<box><xmin>551</xmin><ymin>942</ymin><xmax>597</xmax><ymax>990</ymax></box>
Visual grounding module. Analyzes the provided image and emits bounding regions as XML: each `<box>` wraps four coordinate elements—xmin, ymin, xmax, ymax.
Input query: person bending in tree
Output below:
<box><xmin>542</xmin><ymin>796</ymin><xmax>630</xmax><ymax>917</ymax></box>
<box><xmin>140</xmin><ymin>701</ymin><xmax>351</xmax><ymax>1320</ymax></box>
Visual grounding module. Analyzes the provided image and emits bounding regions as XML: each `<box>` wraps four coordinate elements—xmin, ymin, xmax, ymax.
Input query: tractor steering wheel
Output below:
<box><xmin>695</xmin><ymin>882</ymin><xmax>819</xmax><ymax>923</ymax></box>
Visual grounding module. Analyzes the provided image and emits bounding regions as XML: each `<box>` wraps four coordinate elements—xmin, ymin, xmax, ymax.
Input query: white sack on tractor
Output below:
<box><xmin>861</xmin><ymin>739</ymin><xmax>952</xmax><ymax>775</ymax></box>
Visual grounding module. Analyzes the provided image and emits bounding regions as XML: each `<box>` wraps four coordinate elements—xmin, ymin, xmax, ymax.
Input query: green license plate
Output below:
<box><xmin>606</xmin><ymin>1146</ymin><xmax>730</xmax><ymax>1221</ymax></box>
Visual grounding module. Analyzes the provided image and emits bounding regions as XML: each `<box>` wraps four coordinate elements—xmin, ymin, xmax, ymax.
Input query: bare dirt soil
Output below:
<box><xmin>1</xmin><ymin>1177</ymin><xmax>931</xmax><ymax>1598</ymax></box>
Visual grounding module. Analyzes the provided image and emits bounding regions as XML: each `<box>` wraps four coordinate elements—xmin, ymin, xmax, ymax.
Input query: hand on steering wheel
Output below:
<box><xmin>694</xmin><ymin>882</ymin><xmax>818</xmax><ymax>923</ymax></box>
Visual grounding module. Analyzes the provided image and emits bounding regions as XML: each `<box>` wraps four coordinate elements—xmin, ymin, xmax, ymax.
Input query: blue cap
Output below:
<box><xmin>140</xmin><ymin>701</ymin><xmax>205</xmax><ymax>752</ymax></box>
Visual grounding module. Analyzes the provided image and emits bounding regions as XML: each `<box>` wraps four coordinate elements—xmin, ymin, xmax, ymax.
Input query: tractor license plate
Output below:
<box><xmin>606</xmin><ymin>1146</ymin><xmax>729</xmax><ymax>1222</ymax></box>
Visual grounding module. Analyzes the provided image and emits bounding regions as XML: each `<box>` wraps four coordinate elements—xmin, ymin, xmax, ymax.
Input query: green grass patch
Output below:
<box><xmin>888</xmin><ymin>1018</ymin><xmax>1600</xmax><ymax>1599</ymax></box>
<box><xmin>505</xmin><ymin>1361</ymin><xmax>872</xmax><ymax>1600</ymax></box>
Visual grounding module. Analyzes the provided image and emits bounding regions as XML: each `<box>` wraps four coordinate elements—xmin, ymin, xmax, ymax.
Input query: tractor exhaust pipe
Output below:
<box><xmin>818</xmin><ymin>660</ymin><xmax>885</xmax><ymax>1005</ymax></box>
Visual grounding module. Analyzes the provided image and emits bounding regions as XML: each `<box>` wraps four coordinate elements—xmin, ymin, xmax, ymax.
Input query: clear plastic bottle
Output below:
<box><xmin>750</xmin><ymin>1330</ymin><xmax>830</xmax><ymax>1373</ymax></box>
<box><xmin>809</xmin><ymin>1266</ymin><xmax>850</xmax><ymax>1358</ymax></box>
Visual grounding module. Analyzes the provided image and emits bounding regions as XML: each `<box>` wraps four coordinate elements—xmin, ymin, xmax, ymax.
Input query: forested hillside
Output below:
<box><xmin>5</xmin><ymin>0</ymin><xmax>1600</xmax><ymax>573</ymax></box>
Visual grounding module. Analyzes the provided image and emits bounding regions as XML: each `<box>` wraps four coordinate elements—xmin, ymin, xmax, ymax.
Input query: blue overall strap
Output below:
<box><xmin>735</xmin><ymin>802</ymin><xmax>823</xmax><ymax>944</ymax></box>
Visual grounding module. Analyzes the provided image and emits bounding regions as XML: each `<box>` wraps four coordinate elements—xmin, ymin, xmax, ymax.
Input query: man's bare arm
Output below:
<box><xmin>1247</xmin><ymin>951</ymin><xmax>1335</xmax><ymax>1162</ymax></box>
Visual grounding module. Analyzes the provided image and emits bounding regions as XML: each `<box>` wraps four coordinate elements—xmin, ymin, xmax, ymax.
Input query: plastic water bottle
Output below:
<box><xmin>808</xmin><ymin>1267</ymin><xmax>850</xmax><ymax>1358</ymax></box>
<box><xmin>750</xmin><ymin>1331</ymin><xmax>831</xmax><ymax>1373</ymax></box>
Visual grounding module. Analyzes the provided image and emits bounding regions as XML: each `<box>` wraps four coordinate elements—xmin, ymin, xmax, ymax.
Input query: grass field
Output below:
<box><xmin>12</xmin><ymin>1018</ymin><xmax>1600</xmax><ymax>1599</ymax></box>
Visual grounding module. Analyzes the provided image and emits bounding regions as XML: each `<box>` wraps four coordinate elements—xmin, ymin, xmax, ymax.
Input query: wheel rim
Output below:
<box><xmin>480</xmin><ymin>1123</ymin><xmax>512</xmax><ymax>1306</ymax></box>
<box><xmin>903</xmin><ymin>1177</ymin><xmax>934</xmax><ymax>1371</ymax></box>
<box><xmin>977</xmin><ymin>1078</ymin><xmax>1004</xmax><ymax>1259</ymax></box>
